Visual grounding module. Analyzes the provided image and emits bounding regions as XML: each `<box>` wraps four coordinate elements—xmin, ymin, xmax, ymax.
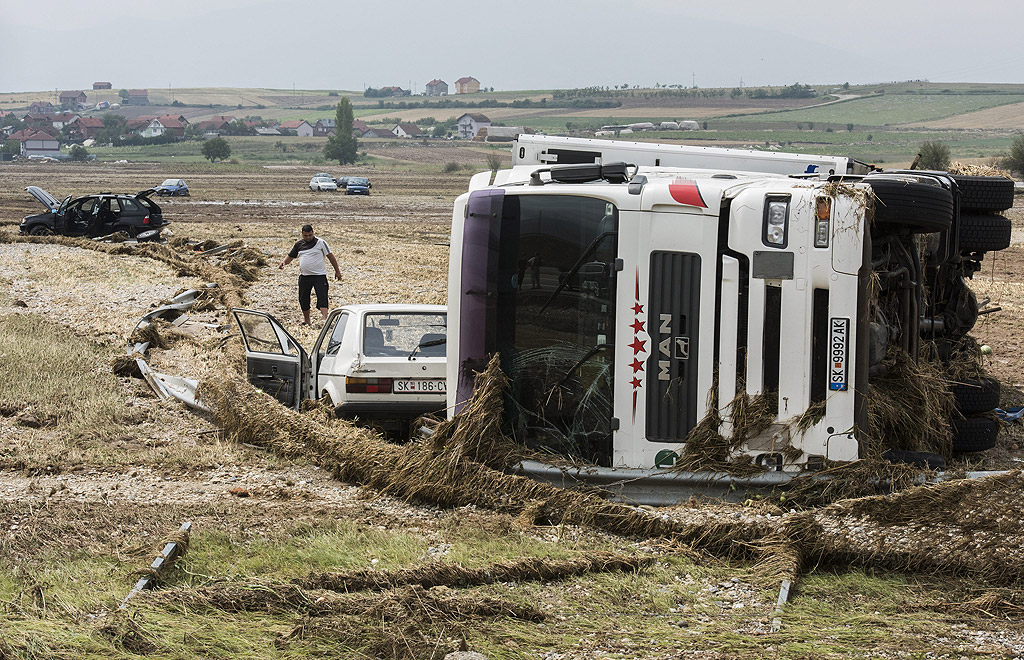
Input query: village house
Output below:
<box><xmin>392</xmin><ymin>123</ymin><xmax>423</xmax><ymax>138</ymax></box>
<box><xmin>454</xmin><ymin>77</ymin><xmax>481</xmax><ymax>94</ymax></box>
<box><xmin>93</xmin><ymin>82</ymin><xmax>113</xmax><ymax>90</ymax></box>
<box><xmin>361</xmin><ymin>127</ymin><xmax>395</xmax><ymax>138</ymax></box>
<box><xmin>425</xmin><ymin>79</ymin><xmax>448</xmax><ymax>96</ymax></box>
<box><xmin>278</xmin><ymin>120</ymin><xmax>313</xmax><ymax>137</ymax></box>
<box><xmin>23</xmin><ymin>114</ymin><xmax>56</xmax><ymax>130</ymax></box>
<box><xmin>314</xmin><ymin>119</ymin><xmax>336</xmax><ymax>137</ymax></box>
<box><xmin>9</xmin><ymin>128</ymin><xmax>60</xmax><ymax>158</ymax></box>
<box><xmin>51</xmin><ymin>112</ymin><xmax>81</xmax><ymax>130</ymax></box>
<box><xmin>67</xmin><ymin>117</ymin><xmax>105</xmax><ymax>142</ymax></box>
<box><xmin>126</xmin><ymin>89</ymin><xmax>149</xmax><ymax>106</ymax></box>
<box><xmin>125</xmin><ymin>118</ymin><xmax>153</xmax><ymax>135</ymax></box>
<box><xmin>456</xmin><ymin>112</ymin><xmax>490</xmax><ymax>139</ymax></box>
<box><xmin>379</xmin><ymin>86</ymin><xmax>410</xmax><ymax>97</ymax></box>
<box><xmin>28</xmin><ymin>101</ymin><xmax>55</xmax><ymax>116</ymax></box>
<box><xmin>254</xmin><ymin>127</ymin><xmax>281</xmax><ymax>136</ymax></box>
<box><xmin>59</xmin><ymin>91</ymin><xmax>87</xmax><ymax>110</ymax></box>
<box><xmin>193</xmin><ymin>119</ymin><xmax>232</xmax><ymax>135</ymax></box>
<box><xmin>352</xmin><ymin>119</ymin><xmax>369</xmax><ymax>137</ymax></box>
<box><xmin>140</xmin><ymin>115</ymin><xmax>188</xmax><ymax>139</ymax></box>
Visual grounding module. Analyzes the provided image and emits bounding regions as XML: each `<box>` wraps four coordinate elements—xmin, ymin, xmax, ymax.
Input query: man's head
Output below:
<box><xmin>301</xmin><ymin>224</ymin><xmax>314</xmax><ymax>241</ymax></box>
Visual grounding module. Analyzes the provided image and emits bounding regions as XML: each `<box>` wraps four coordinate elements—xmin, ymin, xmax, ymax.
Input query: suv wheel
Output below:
<box><xmin>29</xmin><ymin>225</ymin><xmax>53</xmax><ymax>236</ymax></box>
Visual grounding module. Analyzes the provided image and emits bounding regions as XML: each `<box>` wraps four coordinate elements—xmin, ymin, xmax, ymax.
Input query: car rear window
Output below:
<box><xmin>350</xmin><ymin>178</ymin><xmax>369</xmax><ymax>185</ymax></box>
<box><xmin>363</xmin><ymin>313</ymin><xmax>446</xmax><ymax>357</ymax></box>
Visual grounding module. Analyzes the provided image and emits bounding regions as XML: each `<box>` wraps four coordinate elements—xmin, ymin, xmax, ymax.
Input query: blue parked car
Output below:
<box><xmin>154</xmin><ymin>178</ymin><xmax>189</xmax><ymax>196</ymax></box>
<box><xmin>345</xmin><ymin>177</ymin><xmax>371</xmax><ymax>195</ymax></box>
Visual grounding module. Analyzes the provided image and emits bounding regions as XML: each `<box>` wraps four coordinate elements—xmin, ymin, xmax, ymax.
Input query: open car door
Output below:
<box><xmin>232</xmin><ymin>309</ymin><xmax>310</xmax><ymax>409</ymax></box>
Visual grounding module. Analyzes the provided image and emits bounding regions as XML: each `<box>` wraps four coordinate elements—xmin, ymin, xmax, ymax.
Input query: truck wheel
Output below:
<box><xmin>952</xmin><ymin>175</ymin><xmax>1015</xmax><ymax>213</ymax></box>
<box><xmin>951</xmin><ymin>416</ymin><xmax>998</xmax><ymax>452</ymax></box>
<box><xmin>867</xmin><ymin>176</ymin><xmax>954</xmax><ymax>233</ymax></box>
<box><xmin>948</xmin><ymin>376</ymin><xmax>1000</xmax><ymax>414</ymax></box>
<box><xmin>29</xmin><ymin>225</ymin><xmax>54</xmax><ymax>236</ymax></box>
<box><xmin>959</xmin><ymin>214</ymin><xmax>1012</xmax><ymax>253</ymax></box>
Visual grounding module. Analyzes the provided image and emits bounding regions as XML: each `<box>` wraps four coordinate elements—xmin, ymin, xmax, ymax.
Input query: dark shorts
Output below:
<box><xmin>298</xmin><ymin>274</ymin><xmax>329</xmax><ymax>311</ymax></box>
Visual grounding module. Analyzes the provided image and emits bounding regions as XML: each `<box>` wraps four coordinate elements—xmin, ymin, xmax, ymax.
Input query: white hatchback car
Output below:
<box><xmin>233</xmin><ymin>304</ymin><xmax>447</xmax><ymax>426</ymax></box>
<box><xmin>309</xmin><ymin>175</ymin><xmax>337</xmax><ymax>191</ymax></box>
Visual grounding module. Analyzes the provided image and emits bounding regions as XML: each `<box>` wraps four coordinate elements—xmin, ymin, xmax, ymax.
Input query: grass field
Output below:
<box><xmin>715</xmin><ymin>93</ymin><xmax>1024</xmax><ymax>127</ymax></box>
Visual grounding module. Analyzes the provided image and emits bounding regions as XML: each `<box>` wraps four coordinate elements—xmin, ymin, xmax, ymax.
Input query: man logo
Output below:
<box><xmin>674</xmin><ymin>336</ymin><xmax>689</xmax><ymax>360</ymax></box>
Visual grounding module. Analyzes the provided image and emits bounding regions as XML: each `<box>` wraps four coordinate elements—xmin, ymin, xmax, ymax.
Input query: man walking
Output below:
<box><xmin>279</xmin><ymin>224</ymin><xmax>342</xmax><ymax>325</ymax></box>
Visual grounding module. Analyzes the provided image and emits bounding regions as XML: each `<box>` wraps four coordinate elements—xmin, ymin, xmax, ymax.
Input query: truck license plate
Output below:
<box><xmin>394</xmin><ymin>379</ymin><xmax>446</xmax><ymax>394</ymax></box>
<box><xmin>829</xmin><ymin>318</ymin><xmax>849</xmax><ymax>391</ymax></box>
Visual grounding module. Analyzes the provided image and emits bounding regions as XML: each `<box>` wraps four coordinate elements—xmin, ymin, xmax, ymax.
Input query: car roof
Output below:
<box><xmin>341</xmin><ymin>304</ymin><xmax>446</xmax><ymax>315</ymax></box>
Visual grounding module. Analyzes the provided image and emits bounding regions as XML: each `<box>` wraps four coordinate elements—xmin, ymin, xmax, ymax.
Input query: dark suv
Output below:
<box><xmin>20</xmin><ymin>186</ymin><xmax>168</xmax><ymax>239</ymax></box>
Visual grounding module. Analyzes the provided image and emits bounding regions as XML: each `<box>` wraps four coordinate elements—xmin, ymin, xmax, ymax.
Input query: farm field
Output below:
<box><xmin>713</xmin><ymin>93</ymin><xmax>1024</xmax><ymax>127</ymax></box>
<box><xmin>8</xmin><ymin>82</ymin><xmax>1024</xmax><ymax>169</ymax></box>
<box><xmin>1</xmin><ymin>160</ymin><xmax>1024</xmax><ymax>658</ymax></box>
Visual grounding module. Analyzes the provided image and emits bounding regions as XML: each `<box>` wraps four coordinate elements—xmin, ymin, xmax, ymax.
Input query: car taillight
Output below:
<box><xmin>346</xmin><ymin>377</ymin><xmax>393</xmax><ymax>393</ymax></box>
<box><xmin>142</xmin><ymin>216</ymin><xmax>151</xmax><ymax>225</ymax></box>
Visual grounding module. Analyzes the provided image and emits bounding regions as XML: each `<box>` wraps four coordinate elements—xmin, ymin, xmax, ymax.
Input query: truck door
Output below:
<box><xmin>232</xmin><ymin>309</ymin><xmax>308</xmax><ymax>409</ymax></box>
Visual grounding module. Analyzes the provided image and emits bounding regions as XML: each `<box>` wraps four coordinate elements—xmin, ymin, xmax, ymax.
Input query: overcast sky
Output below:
<box><xmin>4</xmin><ymin>0</ymin><xmax>1023</xmax><ymax>93</ymax></box>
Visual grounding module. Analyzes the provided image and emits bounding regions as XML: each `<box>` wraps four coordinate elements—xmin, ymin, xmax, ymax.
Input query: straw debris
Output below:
<box><xmin>298</xmin><ymin>551</ymin><xmax>650</xmax><ymax>593</ymax></box>
<box><xmin>947</xmin><ymin>161</ymin><xmax>1013</xmax><ymax>178</ymax></box>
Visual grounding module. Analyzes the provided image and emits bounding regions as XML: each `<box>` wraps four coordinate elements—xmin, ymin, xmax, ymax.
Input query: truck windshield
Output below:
<box><xmin>491</xmin><ymin>194</ymin><xmax>618</xmax><ymax>464</ymax></box>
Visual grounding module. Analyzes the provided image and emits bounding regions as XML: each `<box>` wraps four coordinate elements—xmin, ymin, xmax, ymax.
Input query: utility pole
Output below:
<box><xmin>692</xmin><ymin>72</ymin><xmax>696</xmax><ymax>89</ymax></box>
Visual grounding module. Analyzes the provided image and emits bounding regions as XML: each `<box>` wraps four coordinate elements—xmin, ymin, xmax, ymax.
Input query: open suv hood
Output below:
<box><xmin>25</xmin><ymin>186</ymin><xmax>60</xmax><ymax>211</ymax></box>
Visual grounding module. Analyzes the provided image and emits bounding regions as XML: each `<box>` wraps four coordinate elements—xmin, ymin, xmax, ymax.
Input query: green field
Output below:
<box><xmin>715</xmin><ymin>93</ymin><xmax>1024</xmax><ymax>126</ymax></box>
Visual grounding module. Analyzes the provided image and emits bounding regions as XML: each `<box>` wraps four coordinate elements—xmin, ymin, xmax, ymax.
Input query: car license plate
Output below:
<box><xmin>829</xmin><ymin>317</ymin><xmax>849</xmax><ymax>391</ymax></box>
<box><xmin>394</xmin><ymin>379</ymin><xmax>446</xmax><ymax>394</ymax></box>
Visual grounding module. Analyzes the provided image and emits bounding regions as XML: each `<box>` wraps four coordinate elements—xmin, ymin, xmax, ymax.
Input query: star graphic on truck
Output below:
<box><xmin>630</xmin><ymin>357</ymin><xmax>645</xmax><ymax>373</ymax></box>
<box><xmin>630</xmin><ymin>318</ymin><xmax>645</xmax><ymax>334</ymax></box>
<box><xmin>629</xmin><ymin>337</ymin><xmax>647</xmax><ymax>355</ymax></box>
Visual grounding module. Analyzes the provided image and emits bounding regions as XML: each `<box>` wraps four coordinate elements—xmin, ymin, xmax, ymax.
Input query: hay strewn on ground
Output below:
<box><xmin>205</xmin><ymin>353</ymin><xmax>1024</xmax><ymax>589</ymax></box>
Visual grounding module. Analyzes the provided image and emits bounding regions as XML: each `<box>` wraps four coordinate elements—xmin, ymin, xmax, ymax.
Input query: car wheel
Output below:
<box><xmin>867</xmin><ymin>175</ymin><xmax>954</xmax><ymax>233</ymax></box>
<box><xmin>136</xmin><ymin>229</ymin><xmax>161</xmax><ymax>242</ymax></box>
<box><xmin>951</xmin><ymin>416</ymin><xmax>999</xmax><ymax>453</ymax></box>
<box><xmin>959</xmin><ymin>214</ymin><xmax>1012</xmax><ymax>253</ymax></box>
<box><xmin>948</xmin><ymin>377</ymin><xmax>1000</xmax><ymax>415</ymax></box>
<box><xmin>952</xmin><ymin>175</ymin><xmax>1015</xmax><ymax>213</ymax></box>
<box><xmin>29</xmin><ymin>225</ymin><xmax>54</xmax><ymax>236</ymax></box>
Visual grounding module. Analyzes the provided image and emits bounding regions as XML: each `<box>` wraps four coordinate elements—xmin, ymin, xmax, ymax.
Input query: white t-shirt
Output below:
<box><xmin>288</xmin><ymin>237</ymin><xmax>332</xmax><ymax>275</ymax></box>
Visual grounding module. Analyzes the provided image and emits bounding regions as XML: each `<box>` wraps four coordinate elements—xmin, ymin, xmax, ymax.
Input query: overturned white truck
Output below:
<box><xmin>446</xmin><ymin>136</ymin><xmax>1014</xmax><ymax>475</ymax></box>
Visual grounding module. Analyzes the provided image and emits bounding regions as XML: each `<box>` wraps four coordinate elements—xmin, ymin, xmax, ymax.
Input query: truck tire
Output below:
<box><xmin>951</xmin><ymin>416</ymin><xmax>998</xmax><ymax>453</ymax></box>
<box><xmin>952</xmin><ymin>175</ymin><xmax>1015</xmax><ymax>213</ymax></box>
<box><xmin>948</xmin><ymin>376</ymin><xmax>1000</xmax><ymax>414</ymax></box>
<box><xmin>29</xmin><ymin>225</ymin><xmax>54</xmax><ymax>236</ymax></box>
<box><xmin>959</xmin><ymin>214</ymin><xmax>1012</xmax><ymax>253</ymax></box>
<box><xmin>867</xmin><ymin>176</ymin><xmax>953</xmax><ymax>233</ymax></box>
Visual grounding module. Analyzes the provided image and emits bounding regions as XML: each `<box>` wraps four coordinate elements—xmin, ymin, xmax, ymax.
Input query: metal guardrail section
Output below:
<box><xmin>515</xmin><ymin>460</ymin><xmax>1007</xmax><ymax>506</ymax></box>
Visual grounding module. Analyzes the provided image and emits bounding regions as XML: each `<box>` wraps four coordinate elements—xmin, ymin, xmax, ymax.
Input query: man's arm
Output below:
<box><xmin>327</xmin><ymin>253</ymin><xmax>342</xmax><ymax>280</ymax></box>
<box><xmin>278</xmin><ymin>255</ymin><xmax>294</xmax><ymax>269</ymax></box>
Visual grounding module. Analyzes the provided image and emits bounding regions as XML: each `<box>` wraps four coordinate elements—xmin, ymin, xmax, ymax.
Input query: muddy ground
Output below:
<box><xmin>2</xmin><ymin>159</ymin><xmax>1024</xmax><ymax>658</ymax></box>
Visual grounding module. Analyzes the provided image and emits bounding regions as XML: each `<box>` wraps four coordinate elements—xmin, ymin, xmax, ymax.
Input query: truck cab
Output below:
<box><xmin>446</xmin><ymin>136</ymin><xmax>1005</xmax><ymax>471</ymax></box>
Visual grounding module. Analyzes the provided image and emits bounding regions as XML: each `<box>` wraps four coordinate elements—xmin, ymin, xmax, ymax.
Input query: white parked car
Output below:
<box><xmin>309</xmin><ymin>175</ymin><xmax>337</xmax><ymax>191</ymax></box>
<box><xmin>233</xmin><ymin>304</ymin><xmax>447</xmax><ymax>430</ymax></box>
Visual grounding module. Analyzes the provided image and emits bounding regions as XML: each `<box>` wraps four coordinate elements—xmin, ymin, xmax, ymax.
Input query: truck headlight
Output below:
<box><xmin>763</xmin><ymin>197</ymin><xmax>790</xmax><ymax>248</ymax></box>
<box><xmin>814</xmin><ymin>197</ymin><xmax>831</xmax><ymax>248</ymax></box>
